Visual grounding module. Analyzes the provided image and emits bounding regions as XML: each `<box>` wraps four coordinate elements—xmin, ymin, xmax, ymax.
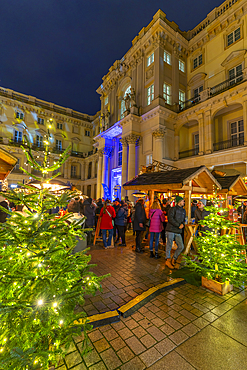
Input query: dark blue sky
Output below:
<box><xmin>1</xmin><ymin>0</ymin><xmax>223</xmax><ymax>115</ymax></box>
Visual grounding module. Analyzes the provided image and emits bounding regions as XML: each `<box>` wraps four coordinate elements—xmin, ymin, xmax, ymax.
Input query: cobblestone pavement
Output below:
<box><xmin>55</xmin><ymin>231</ymin><xmax>247</xmax><ymax>370</ymax></box>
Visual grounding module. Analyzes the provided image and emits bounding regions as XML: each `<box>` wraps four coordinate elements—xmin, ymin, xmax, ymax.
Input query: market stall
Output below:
<box><xmin>0</xmin><ymin>147</ymin><xmax>18</xmax><ymax>182</ymax></box>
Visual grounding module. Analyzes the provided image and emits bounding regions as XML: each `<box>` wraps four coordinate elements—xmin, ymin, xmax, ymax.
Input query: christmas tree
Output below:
<box><xmin>186</xmin><ymin>198</ymin><xmax>247</xmax><ymax>287</ymax></box>
<box><xmin>0</xmin><ymin>136</ymin><xmax>105</xmax><ymax>370</ymax></box>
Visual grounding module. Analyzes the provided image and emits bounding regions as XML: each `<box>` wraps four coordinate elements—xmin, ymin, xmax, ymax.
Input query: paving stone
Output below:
<box><xmin>144</xmin><ymin>311</ymin><xmax>157</xmax><ymax>320</ymax></box>
<box><xmin>100</xmin><ymin>348</ymin><xmax>122</xmax><ymax>370</ymax></box>
<box><xmin>103</xmin><ymin>328</ymin><xmax>119</xmax><ymax>341</ymax></box>
<box><xmin>110</xmin><ymin>336</ymin><xmax>126</xmax><ymax>351</ymax></box>
<box><xmin>118</xmin><ymin>327</ymin><xmax>133</xmax><ymax>340</ymax></box>
<box><xmin>169</xmin><ymin>329</ymin><xmax>189</xmax><ymax>345</ymax></box>
<box><xmin>179</xmin><ymin>309</ymin><xmax>198</xmax><ymax>321</ymax></box>
<box><xmin>164</xmin><ymin>317</ymin><xmax>183</xmax><ymax>330</ymax></box>
<box><xmin>120</xmin><ymin>357</ymin><xmax>146</xmax><ymax>370</ymax></box>
<box><xmin>160</xmin><ymin>323</ymin><xmax>175</xmax><ymax>335</ymax></box>
<box><xmin>150</xmin><ymin>317</ymin><xmax>165</xmax><ymax>327</ymax></box>
<box><xmin>111</xmin><ymin>321</ymin><xmax>126</xmax><ymax>331</ymax></box>
<box><xmin>193</xmin><ymin>317</ymin><xmax>210</xmax><ymax>329</ymax></box>
<box><xmin>139</xmin><ymin>347</ymin><xmax>162</xmax><ymax>367</ymax></box>
<box><xmin>138</xmin><ymin>318</ymin><xmax>152</xmax><ymax>329</ymax></box>
<box><xmin>88</xmin><ymin>330</ymin><xmax>104</xmax><ymax>343</ymax></box>
<box><xmin>99</xmin><ymin>325</ymin><xmax>112</xmax><ymax>333</ymax></box>
<box><xmin>140</xmin><ymin>333</ymin><xmax>157</xmax><ymax>348</ymax></box>
<box><xmin>83</xmin><ymin>349</ymin><xmax>101</xmax><ymax>367</ymax></box>
<box><xmin>125</xmin><ymin>318</ymin><xmax>139</xmax><ymax>330</ymax></box>
<box><xmin>154</xmin><ymin>337</ymin><xmax>176</xmax><ymax>356</ymax></box>
<box><xmin>93</xmin><ymin>338</ymin><xmax>110</xmax><ymax>353</ymax></box>
<box><xmin>65</xmin><ymin>351</ymin><xmax>83</xmax><ymax>368</ymax></box>
<box><xmin>131</xmin><ymin>312</ymin><xmax>145</xmax><ymax>321</ymax></box>
<box><xmin>182</xmin><ymin>323</ymin><xmax>199</xmax><ymax>337</ymax></box>
<box><xmin>117</xmin><ymin>346</ymin><xmax>135</xmax><ymax>363</ymax></box>
<box><xmin>147</xmin><ymin>326</ymin><xmax>166</xmax><ymax>341</ymax></box>
<box><xmin>201</xmin><ymin>312</ymin><xmax>219</xmax><ymax>323</ymax></box>
<box><xmin>125</xmin><ymin>336</ymin><xmax>146</xmax><ymax>355</ymax></box>
<box><xmin>72</xmin><ymin>363</ymin><xmax>87</xmax><ymax>370</ymax></box>
<box><xmin>176</xmin><ymin>315</ymin><xmax>191</xmax><ymax>326</ymax></box>
<box><xmin>148</xmin><ymin>350</ymin><xmax>195</xmax><ymax>370</ymax></box>
<box><xmin>132</xmin><ymin>326</ymin><xmax>147</xmax><ymax>339</ymax></box>
<box><xmin>89</xmin><ymin>361</ymin><xmax>107</xmax><ymax>370</ymax></box>
<box><xmin>155</xmin><ymin>310</ymin><xmax>168</xmax><ymax>320</ymax></box>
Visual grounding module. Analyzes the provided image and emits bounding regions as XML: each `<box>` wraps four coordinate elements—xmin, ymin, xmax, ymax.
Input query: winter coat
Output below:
<box><xmin>95</xmin><ymin>200</ymin><xmax>103</xmax><ymax>215</ymax></box>
<box><xmin>115</xmin><ymin>205</ymin><xmax>128</xmax><ymax>226</ymax></box>
<box><xmin>149</xmin><ymin>209</ymin><xmax>166</xmax><ymax>233</ymax></box>
<box><xmin>166</xmin><ymin>205</ymin><xmax>186</xmax><ymax>234</ymax></box>
<box><xmin>82</xmin><ymin>198</ymin><xmax>96</xmax><ymax>227</ymax></box>
<box><xmin>133</xmin><ymin>202</ymin><xmax>146</xmax><ymax>231</ymax></box>
<box><xmin>68</xmin><ymin>199</ymin><xmax>80</xmax><ymax>213</ymax></box>
<box><xmin>161</xmin><ymin>204</ymin><xmax>171</xmax><ymax>222</ymax></box>
<box><xmin>100</xmin><ymin>205</ymin><xmax>116</xmax><ymax>230</ymax></box>
<box><xmin>195</xmin><ymin>208</ymin><xmax>211</xmax><ymax>232</ymax></box>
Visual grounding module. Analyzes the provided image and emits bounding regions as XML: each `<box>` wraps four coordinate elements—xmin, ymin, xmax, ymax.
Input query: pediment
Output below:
<box><xmin>71</xmin><ymin>137</ymin><xmax>81</xmax><ymax>142</ymax></box>
<box><xmin>54</xmin><ymin>132</ymin><xmax>66</xmax><ymax>139</ymax></box>
<box><xmin>35</xmin><ymin>128</ymin><xmax>47</xmax><ymax>136</ymax></box>
<box><xmin>188</xmin><ymin>73</ymin><xmax>207</xmax><ymax>87</ymax></box>
<box><xmin>221</xmin><ymin>49</ymin><xmax>246</xmax><ymax>67</ymax></box>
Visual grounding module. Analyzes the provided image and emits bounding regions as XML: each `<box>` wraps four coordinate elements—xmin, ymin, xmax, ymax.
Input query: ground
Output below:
<box><xmin>56</xmin><ymin>231</ymin><xmax>247</xmax><ymax>370</ymax></box>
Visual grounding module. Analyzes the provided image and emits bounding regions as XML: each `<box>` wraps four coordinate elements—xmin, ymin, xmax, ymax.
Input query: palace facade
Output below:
<box><xmin>94</xmin><ymin>0</ymin><xmax>247</xmax><ymax>200</ymax></box>
<box><xmin>0</xmin><ymin>87</ymin><xmax>100</xmax><ymax>198</ymax></box>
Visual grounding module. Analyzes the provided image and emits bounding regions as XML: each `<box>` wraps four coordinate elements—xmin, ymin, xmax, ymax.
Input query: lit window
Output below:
<box><xmin>231</xmin><ymin>120</ymin><xmax>244</xmax><ymax>147</ymax></box>
<box><xmin>193</xmin><ymin>54</ymin><xmax>203</xmax><ymax>69</ymax></box>
<box><xmin>229</xmin><ymin>64</ymin><xmax>243</xmax><ymax>85</ymax></box>
<box><xmin>147</xmin><ymin>84</ymin><xmax>154</xmax><ymax>105</ymax></box>
<box><xmin>163</xmin><ymin>83</ymin><xmax>172</xmax><ymax>105</ymax></box>
<box><xmin>179</xmin><ymin>60</ymin><xmax>185</xmax><ymax>72</ymax></box>
<box><xmin>14</xmin><ymin>130</ymin><xmax>22</xmax><ymax>143</ymax></box>
<box><xmin>105</xmin><ymin>96</ymin><xmax>108</xmax><ymax>105</ymax></box>
<box><xmin>227</xmin><ymin>27</ymin><xmax>241</xmax><ymax>47</ymax></box>
<box><xmin>118</xmin><ymin>141</ymin><xmax>123</xmax><ymax>167</ymax></box>
<box><xmin>146</xmin><ymin>154</ymin><xmax>153</xmax><ymax>166</ymax></box>
<box><xmin>56</xmin><ymin>140</ymin><xmax>62</xmax><ymax>151</ymax></box>
<box><xmin>194</xmin><ymin>133</ymin><xmax>199</xmax><ymax>154</ymax></box>
<box><xmin>179</xmin><ymin>90</ymin><xmax>185</xmax><ymax>108</ymax></box>
<box><xmin>71</xmin><ymin>165</ymin><xmax>77</xmax><ymax>177</ymax></box>
<box><xmin>85</xmin><ymin>130</ymin><xmax>90</xmax><ymax>137</ymax></box>
<box><xmin>193</xmin><ymin>85</ymin><xmax>203</xmax><ymax>102</ymax></box>
<box><xmin>164</xmin><ymin>51</ymin><xmax>171</xmax><ymax>65</ymax></box>
<box><xmin>147</xmin><ymin>52</ymin><xmax>154</xmax><ymax>67</ymax></box>
<box><xmin>37</xmin><ymin>117</ymin><xmax>44</xmax><ymax>125</ymax></box>
<box><xmin>57</xmin><ymin>122</ymin><xmax>63</xmax><ymax>130</ymax></box>
<box><xmin>120</xmin><ymin>85</ymin><xmax>131</xmax><ymax>118</ymax></box>
<box><xmin>36</xmin><ymin>135</ymin><xmax>43</xmax><ymax>148</ymax></box>
<box><xmin>16</xmin><ymin>112</ymin><xmax>24</xmax><ymax>120</ymax></box>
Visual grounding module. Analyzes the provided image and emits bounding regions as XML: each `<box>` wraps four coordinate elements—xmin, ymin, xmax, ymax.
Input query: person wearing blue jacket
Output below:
<box><xmin>115</xmin><ymin>200</ymin><xmax>128</xmax><ymax>246</ymax></box>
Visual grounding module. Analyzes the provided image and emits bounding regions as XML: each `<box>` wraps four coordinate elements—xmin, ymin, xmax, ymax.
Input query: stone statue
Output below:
<box><xmin>130</xmin><ymin>88</ymin><xmax>136</xmax><ymax>107</ymax></box>
<box><xmin>124</xmin><ymin>93</ymin><xmax>131</xmax><ymax>112</ymax></box>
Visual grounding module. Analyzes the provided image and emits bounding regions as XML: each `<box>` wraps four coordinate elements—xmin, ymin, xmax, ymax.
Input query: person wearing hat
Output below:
<box><xmin>195</xmin><ymin>199</ymin><xmax>210</xmax><ymax>234</ymax></box>
<box><xmin>191</xmin><ymin>199</ymin><xmax>197</xmax><ymax>219</ymax></box>
<box><xmin>165</xmin><ymin>195</ymin><xmax>186</xmax><ymax>269</ymax></box>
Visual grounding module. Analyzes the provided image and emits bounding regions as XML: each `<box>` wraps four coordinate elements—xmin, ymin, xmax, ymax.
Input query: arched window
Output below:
<box><xmin>120</xmin><ymin>85</ymin><xmax>131</xmax><ymax>119</ymax></box>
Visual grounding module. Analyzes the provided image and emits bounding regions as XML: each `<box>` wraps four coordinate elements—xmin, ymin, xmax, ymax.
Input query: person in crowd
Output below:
<box><xmin>133</xmin><ymin>198</ymin><xmax>146</xmax><ymax>253</ymax></box>
<box><xmin>195</xmin><ymin>199</ymin><xmax>211</xmax><ymax>234</ymax></box>
<box><xmin>113</xmin><ymin>198</ymin><xmax>120</xmax><ymax>242</ymax></box>
<box><xmin>82</xmin><ymin>197</ymin><xmax>96</xmax><ymax>245</ymax></box>
<box><xmin>95</xmin><ymin>198</ymin><xmax>103</xmax><ymax>230</ymax></box>
<box><xmin>99</xmin><ymin>199</ymin><xmax>116</xmax><ymax>249</ymax></box>
<box><xmin>161</xmin><ymin>198</ymin><xmax>171</xmax><ymax>245</ymax></box>
<box><xmin>143</xmin><ymin>198</ymin><xmax>150</xmax><ymax>241</ymax></box>
<box><xmin>127</xmin><ymin>203</ymin><xmax>133</xmax><ymax>230</ymax></box>
<box><xmin>191</xmin><ymin>199</ymin><xmax>198</xmax><ymax>219</ymax></box>
<box><xmin>115</xmin><ymin>200</ymin><xmax>128</xmax><ymax>246</ymax></box>
<box><xmin>165</xmin><ymin>196</ymin><xmax>186</xmax><ymax>269</ymax></box>
<box><xmin>0</xmin><ymin>195</ymin><xmax>9</xmax><ymax>223</ymax></box>
<box><xmin>149</xmin><ymin>200</ymin><xmax>166</xmax><ymax>258</ymax></box>
<box><xmin>68</xmin><ymin>197</ymin><xmax>80</xmax><ymax>213</ymax></box>
<box><xmin>131</xmin><ymin>204</ymin><xmax>136</xmax><ymax>235</ymax></box>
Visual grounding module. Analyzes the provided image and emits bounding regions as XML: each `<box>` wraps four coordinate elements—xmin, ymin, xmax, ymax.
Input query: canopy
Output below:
<box><xmin>214</xmin><ymin>175</ymin><xmax>247</xmax><ymax>196</ymax></box>
<box><xmin>0</xmin><ymin>148</ymin><xmax>18</xmax><ymax>181</ymax></box>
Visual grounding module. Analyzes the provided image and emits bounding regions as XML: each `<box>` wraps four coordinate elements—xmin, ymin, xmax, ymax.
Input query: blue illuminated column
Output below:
<box><xmin>120</xmin><ymin>138</ymin><xmax>128</xmax><ymax>199</ymax></box>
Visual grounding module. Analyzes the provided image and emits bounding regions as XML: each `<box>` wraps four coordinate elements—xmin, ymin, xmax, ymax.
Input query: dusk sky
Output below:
<box><xmin>1</xmin><ymin>0</ymin><xmax>223</xmax><ymax>115</ymax></box>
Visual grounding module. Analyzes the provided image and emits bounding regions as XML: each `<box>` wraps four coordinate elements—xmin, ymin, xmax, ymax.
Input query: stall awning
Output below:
<box><xmin>0</xmin><ymin>148</ymin><xmax>18</xmax><ymax>181</ymax></box>
<box><xmin>123</xmin><ymin>165</ymin><xmax>222</xmax><ymax>194</ymax></box>
<box><xmin>215</xmin><ymin>175</ymin><xmax>247</xmax><ymax>195</ymax></box>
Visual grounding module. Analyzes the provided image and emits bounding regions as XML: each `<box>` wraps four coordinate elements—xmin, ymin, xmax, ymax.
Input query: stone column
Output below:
<box><xmin>174</xmin><ymin>128</ymin><xmax>180</xmax><ymax>160</ymax></box>
<box><xmin>127</xmin><ymin>134</ymin><xmax>139</xmax><ymax>201</ymax></box>
<box><xmin>204</xmin><ymin>110</ymin><xmax>213</xmax><ymax>154</ymax></box>
<box><xmin>96</xmin><ymin>150</ymin><xmax>103</xmax><ymax>199</ymax></box>
<box><xmin>91</xmin><ymin>159</ymin><xmax>96</xmax><ymax>179</ymax></box>
<box><xmin>101</xmin><ymin>146</ymin><xmax>113</xmax><ymax>188</ymax></box>
<box><xmin>152</xmin><ymin>128</ymin><xmax>166</xmax><ymax>163</ymax></box>
<box><xmin>243</xmin><ymin>99</ymin><xmax>247</xmax><ymax>145</ymax></box>
<box><xmin>120</xmin><ymin>138</ymin><xmax>128</xmax><ymax>199</ymax></box>
<box><xmin>85</xmin><ymin>162</ymin><xmax>89</xmax><ymax>181</ymax></box>
<box><xmin>91</xmin><ymin>182</ymin><xmax>95</xmax><ymax>199</ymax></box>
<box><xmin>197</xmin><ymin>113</ymin><xmax>204</xmax><ymax>155</ymax></box>
<box><xmin>80</xmin><ymin>161</ymin><xmax>85</xmax><ymax>180</ymax></box>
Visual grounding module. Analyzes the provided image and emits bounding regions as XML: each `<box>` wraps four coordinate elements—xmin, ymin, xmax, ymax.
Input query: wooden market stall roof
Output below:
<box><xmin>0</xmin><ymin>147</ymin><xmax>18</xmax><ymax>180</ymax></box>
<box><xmin>123</xmin><ymin>165</ymin><xmax>222</xmax><ymax>194</ymax></box>
<box><xmin>214</xmin><ymin>175</ymin><xmax>247</xmax><ymax>195</ymax></box>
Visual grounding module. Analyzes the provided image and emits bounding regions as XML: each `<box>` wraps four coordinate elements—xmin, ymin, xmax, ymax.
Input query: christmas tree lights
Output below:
<box><xmin>0</xmin><ymin>136</ymin><xmax>106</xmax><ymax>369</ymax></box>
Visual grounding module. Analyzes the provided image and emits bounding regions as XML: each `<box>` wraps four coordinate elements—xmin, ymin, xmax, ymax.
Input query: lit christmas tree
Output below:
<box><xmin>186</xmin><ymin>198</ymin><xmax>247</xmax><ymax>287</ymax></box>
<box><xmin>0</xmin><ymin>137</ymin><xmax>105</xmax><ymax>370</ymax></box>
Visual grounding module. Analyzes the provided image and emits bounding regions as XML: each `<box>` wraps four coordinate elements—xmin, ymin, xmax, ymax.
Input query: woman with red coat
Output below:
<box><xmin>100</xmin><ymin>200</ymin><xmax>116</xmax><ymax>249</ymax></box>
<box><xmin>149</xmin><ymin>200</ymin><xmax>166</xmax><ymax>259</ymax></box>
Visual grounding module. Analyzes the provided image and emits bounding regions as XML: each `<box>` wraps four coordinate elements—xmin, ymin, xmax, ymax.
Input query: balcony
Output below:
<box><xmin>179</xmin><ymin>147</ymin><xmax>199</xmax><ymax>159</ymax></box>
<box><xmin>71</xmin><ymin>150</ymin><xmax>85</xmax><ymax>158</ymax></box>
<box><xmin>51</xmin><ymin>147</ymin><xmax>64</xmax><ymax>154</ymax></box>
<box><xmin>71</xmin><ymin>174</ymin><xmax>81</xmax><ymax>179</ymax></box>
<box><xmin>178</xmin><ymin>73</ymin><xmax>244</xmax><ymax>112</ymax></box>
<box><xmin>213</xmin><ymin>137</ymin><xmax>245</xmax><ymax>152</ymax></box>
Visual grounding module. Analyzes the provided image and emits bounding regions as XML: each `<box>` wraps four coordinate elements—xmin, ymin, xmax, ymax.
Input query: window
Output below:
<box><xmin>179</xmin><ymin>59</ymin><xmax>185</xmax><ymax>72</ymax></box>
<box><xmin>147</xmin><ymin>52</ymin><xmax>154</xmax><ymax>67</ymax></box>
<box><xmin>71</xmin><ymin>165</ymin><xmax>76</xmax><ymax>177</ymax></box>
<box><xmin>164</xmin><ymin>51</ymin><xmax>171</xmax><ymax>65</ymax></box>
<box><xmin>14</xmin><ymin>158</ymin><xmax>20</xmax><ymax>171</ymax></box>
<box><xmin>193</xmin><ymin>54</ymin><xmax>203</xmax><ymax>69</ymax></box>
<box><xmin>56</xmin><ymin>140</ymin><xmax>62</xmax><ymax>151</ymax></box>
<box><xmin>118</xmin><ymin>141</ymin><xmax>123</xmax><ymax>167</ymax></box>
<box><xmin>179</xmin><ymin>90</ymin><xmax>185</xmax><ymax>108</ymax></box>
<box><xmin>36</xmin><ymin>135</ymin><xmax>43</xmax><ymax>147</ymax></box>
<box><xmin>147</xmin><ymin>84</ymin><xmax>154</xmax><ymax>105</ymax></box>
<box><xmin>193</xmin><ymin>85</ymin><xmax>203</xmax><ymax>102</ymax></box>
<box><xmin>163</xmin><ymin>83</ymin><xmax>172</xmax><ymax>105</ymax></box>
<box><xmin>229</xmin><ymin>64</ymin><xmax>243</xmax><ymax>85</ymax></box>
<box><xmin>16</xmin><ymin>112</ymin><xmax>24</xmax><ymax>120</ymax></box>
<box><xmin>105</xmin><ymin>96</ymin><xmax>108</xmax><ymax>105</ymax></box>
<box><xmin>146</xmin><ymin>154</ymin><xmax>153</xmax><ymax>166</ymax></box>
<box><xmin>194</xmin><ymin>133</ymin><xmax>199</xmax><ymax>154</ymax></box>
<box><xmin>14</xmin><ymin>130</ymin><xmax>22</xmax><ymax>143</ymax></box>
<box><xmin>37</xmin><ymin>117</ymin><xmax>44</xmax><ymax>125</ymax></box>
<box><xmin>231</xmin><ymin>120</ymin><xmax>244</xmax><ymax>147</ymax></box>
<box><xmin>85</xmin><ymin>130</ymin><xmax>90</xmax><ymax>137</ymax></box>
<box><xmin>227</xmin><ymin>27</ymin><xmax>241</xmax><ymax>47</ymax></box>
<box><xmin>121</xmin><ymin>85</ymin><xmax>131</xmax><ymax>118</ymax></box>
<box><xmin>57</xmin><ymin>122</ymin><xmax>63</xmax><ymax>130</ymax></box>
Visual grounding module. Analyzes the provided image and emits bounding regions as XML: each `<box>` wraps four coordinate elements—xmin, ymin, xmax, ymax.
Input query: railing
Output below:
<box><xmin>71</xmin><ymin>151</ymin><xmax>86</xmax><ymax>158</ymax></box>
<box><xmin>51</xmin><ymin>147</ymin><xmax>65</xmax><ymax>154</ymax></box>
<box><xmin>8</xmin><ymin>139</ymin><xmax>24</xmax><ymax>147</ymax></box>
<box><xmin>32</xmin><ymin>144</ymin><xmax>45</xmax><ymax>151</ymax></box>
<box><xmin>178</xmin><ymin>96</ymin><xmax>201</xmax><ymax>112</ymax></box>
<box><xmin>71</xmin><ymin>174</ymin><xmax>81</xmax><ymax>179</ymax></box>
<box><xmin>213</xmin><ymin>138</ymin><xmax>244</xmax><ymax>152</ymax></box>
<box><xmin>179</xmin><ymin>148</ymin><xmax>199</xmax><ymax>159</ymax></box>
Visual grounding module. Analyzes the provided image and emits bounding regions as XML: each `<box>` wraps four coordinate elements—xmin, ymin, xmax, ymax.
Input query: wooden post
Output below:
<box><xmin>184</xmin><ymin>180</ymin><xmax>192</xmax><ymax>221</ymax></box>
<box><xmin>149</xmin><ymin>190</ymin><xmax>154</xmax><ymax>207</ymax></box>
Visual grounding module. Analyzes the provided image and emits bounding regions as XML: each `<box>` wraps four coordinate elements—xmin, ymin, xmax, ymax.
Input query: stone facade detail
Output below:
<box><xmin>152</xmin><ymin>128</ymin><xmax>166</xmax><ymax>138</ymax></box>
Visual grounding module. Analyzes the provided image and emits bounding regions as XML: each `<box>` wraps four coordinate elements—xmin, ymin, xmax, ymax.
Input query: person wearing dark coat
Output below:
<box><xmin>133</xmin><ymin>198</ymin><xmax>146</xmax><ymax>253</ymax></box>
<box><xmin>195</xmin><ymin>199</ymin><xmax>210</xmax><ymax>234</ymax></box>
<box><xmin>68</xmin><ymin>198</ymin><xmax>80</xmax><ymax>213</ymax></box>
<box><xmin>115</xmin><ymin>201</ymin><xmax>128</xmax><ymax>246</ymax></box>
<box><xmin>165</xmin><ymin>196</ymin><xmax>186</xmax><ymax>269</ymax></box>
<box><xmin>161</xmin><ymin>199</ymin><xmax>171</xmax><ymax>244</ymax></box>
<box><xmin>0</xmin><ymin>197</ymin><xmax>9</xmax><ymax>223</ymax></box>
<box><xmin>82</xmin><ymin>197</ymin><xmax>96</xmax><ymax>245</ymax></box>
<box><xmin>191</xmin><ymin>200</ymin><xmax>197</xmax><ymax>219</ymax></box>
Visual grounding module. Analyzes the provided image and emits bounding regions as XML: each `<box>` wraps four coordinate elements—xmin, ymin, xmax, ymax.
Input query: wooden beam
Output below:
<box><xmin>123</xmin><ymin>183</ymin><xmax>183</xmax><ymax>191</ymax></box>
